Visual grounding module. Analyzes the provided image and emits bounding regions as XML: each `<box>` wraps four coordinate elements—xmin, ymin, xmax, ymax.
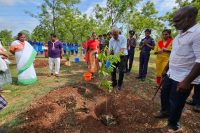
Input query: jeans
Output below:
<box><xmin>192</xmin><ymin>84</ymin><xmax>200</xmax><ymax>105</ymax></box>
<box><xmin>126</xmin><ymin>48</ymin><xmax>135</xmax><ymax>72</ymax></box>
<box><xmin>160</xmin><ymin>75</ymin><xmax>193</xmax><ymax>129</ymax></box>
<box><xmin>139</xmin><ymin>51</ymin><xmax>150</xmax><ymax>78</ymax></box>
<box><xmin>111</xmin><ymin>55</ymin><xmax>127</xmax><ymax>87</ymax></box>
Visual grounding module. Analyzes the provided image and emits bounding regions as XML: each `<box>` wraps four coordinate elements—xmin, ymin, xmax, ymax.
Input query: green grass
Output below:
<box><xmin>0</xmin><ymin>49</ymin><xmax>158</xmax><ymax>129</ymax></box>
<box><xmin>0</xmin><ymin>54</ymin><xmax>86</xmax><ymax>127</ymax></box>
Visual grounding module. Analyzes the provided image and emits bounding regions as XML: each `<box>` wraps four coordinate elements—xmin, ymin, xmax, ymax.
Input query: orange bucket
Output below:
<box><xmin>84</xmin><ymin>72</ymin><xmax>92</xmax><ymax>81</ymax></box>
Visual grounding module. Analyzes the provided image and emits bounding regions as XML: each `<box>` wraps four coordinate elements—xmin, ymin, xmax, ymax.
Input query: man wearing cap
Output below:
<box><xmin>126</xmin><ymin>30</ymin><xmax>136</xmax><ymax>73</ymax></box>
<box><xmin>136</xmin><ymin>29</ymin><xmax>155</xmax><ymax>81</ymax></box>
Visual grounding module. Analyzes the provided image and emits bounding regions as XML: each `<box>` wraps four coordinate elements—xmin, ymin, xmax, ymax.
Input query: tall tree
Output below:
<box><xmin>0</xmin><ymin>30</ymin><xmax>13</xmax><ymax>45</ymax></box>
<box><xmin>129</xmin><ymin>1</ymin><xmax>164</xmax><ymax>39</ymax></box>
<box><xmin>93</xmin><ymin>0</ymin><xmax>141</xmax><ymax>27</ymax></box>
<box><xmin>162</xmin><ymin>0</ymin><xmax>200</xmax><ymax>26</ymax></box>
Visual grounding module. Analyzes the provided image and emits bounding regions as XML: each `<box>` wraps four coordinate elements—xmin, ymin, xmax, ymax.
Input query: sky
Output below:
<box><xmin>0</xmin><ymin>0</ymin><xmax>179</xmax><ymax>36</ymax></box>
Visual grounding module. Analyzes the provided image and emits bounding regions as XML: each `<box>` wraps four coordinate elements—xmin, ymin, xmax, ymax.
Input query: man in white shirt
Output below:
<box><xmin>154</xmin><ymin>6</ymin><xmax>200</xmax><ymax>132</ymax></box>
<box><xmin>109</xmin><ymin>27</ymin><xmax>128</xmax><ymax>90</ymax></box>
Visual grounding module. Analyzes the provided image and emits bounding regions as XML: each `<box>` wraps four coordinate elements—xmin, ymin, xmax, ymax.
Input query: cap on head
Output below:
<box><xmin>129</xmin><ymin>29</ymin><xmax>135</xmax><ymax>35</ymax></box>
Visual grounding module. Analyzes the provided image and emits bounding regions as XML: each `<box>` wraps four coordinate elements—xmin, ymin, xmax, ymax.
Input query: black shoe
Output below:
<box><xmin>112</xmin><ymin>82</ymin><xmax>117</xmax><ymax>88</ymax></box>
<box><xmin>186</xmin><ymin>99</ymin><xmax>196</xmax><ymax>106</ymax></box>
<box><xmin>193</xmin><ymin>105</ymin><xmax>200</xmax><ymax>113</ymax></box>
<box><xmin>167</xmin><ymin>124</ymin><xmax>182</xmax><ymax>132</ymax></box>
<box><xmin>135</xmin><ymin>76</ymin><xmax>142</xmax><ymax>79</ymax></box>
<box><xmin>118</xmin><ymin>86</ymin><xmax>123</xmax><ymax>91</ymax></box>
<box><xmin>141</xmin><ymin>77</ymin><xmax>146</xmax><ymax>82</ymax></box>
<box><xmin>153</xmin><ymin>111</ymin><xmax>168</xmax><ymax>119</ymax></box>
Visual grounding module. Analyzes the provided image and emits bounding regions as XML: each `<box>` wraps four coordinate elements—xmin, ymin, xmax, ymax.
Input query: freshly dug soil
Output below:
<box><xmin>8</xmin><ymin>84</ymin><xmax>199</xmax><ymax>133</ymax></box>
<box><xmin>34</xmin><ymin>60</ymin><xmax>48</xmax><ymax>68</ymax></box>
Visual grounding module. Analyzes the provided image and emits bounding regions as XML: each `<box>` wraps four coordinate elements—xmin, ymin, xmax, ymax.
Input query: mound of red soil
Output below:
<box><xmin>34</xmin><ymin>60</ymin><xmax>48</xmax><ymax>68</ymax></box>
<box><xmin>10</xmin><ymin>85</ymin><xmax>169</xmax><ymax>133</ymax></box>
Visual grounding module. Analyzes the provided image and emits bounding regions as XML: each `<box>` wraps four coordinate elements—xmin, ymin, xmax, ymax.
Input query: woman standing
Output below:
<box><xmin>154</xmin><ymin>29</ymin><xmax>173</xmax><ymax>85</ymax></box>
<box><xmin>10</xmin><ymin>33</ymin><xmax>37</xmax><ymax>85</ymax></box>
<box><xmin>0</xmin><ymin>41</ymin><xmax>12</xmax><ymax>91</ymax></box>
<box><xmin>87</xmin><ymin>32</ymin><xmax>100</xmax><ymax>76</ymax></box>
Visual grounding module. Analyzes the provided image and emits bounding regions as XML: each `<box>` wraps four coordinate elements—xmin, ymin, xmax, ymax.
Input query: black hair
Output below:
<box><xmin>107</xmin><ymin>31</ymin><xmax>112</xmax><ymax>35</ymax></box>
<box><xmin>162</xmin><ymin>29</ymin><xmax>171</xmax><ymax>35</ymax></box>
<box><xmin>183</xmin><ymin>6</ymin><xmax>199</xmax><ymax>18</ymax></box>
<box><xmin>99</xmin><ymin>35</ymin><xmax>103</xmax><ymax>37</ymax></box>
<box><xmin>50</xmin><ymin>33</ymin><xmax>57</xmax><ymax>38</ymax></box>
<box><xmin>103</xmin><ymin>34</ymin><xmax>107</xmax><ymax>36</ymax></box>
<box><xmin>17</xmin><ymin>32</ymin><xmax>25</xmax><ymax>40</ymax></box>
<box><xmin>145</xmin><ymin>29</ymin><xmax>151</xmax><ymax>34</ymax></box>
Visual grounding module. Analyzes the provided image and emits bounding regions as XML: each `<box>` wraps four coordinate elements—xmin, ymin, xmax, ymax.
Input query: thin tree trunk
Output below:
<box><xmin>52</xmin><ymin>0</ymin><xmax>56</xmax><ymax>34</ymax></box>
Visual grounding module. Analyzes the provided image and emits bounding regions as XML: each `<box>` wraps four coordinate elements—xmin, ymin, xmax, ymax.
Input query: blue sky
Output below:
<box><xmin>0</xmin><ymin>0</ymin><xmax>178</xmax><ymax>36</ymax></box>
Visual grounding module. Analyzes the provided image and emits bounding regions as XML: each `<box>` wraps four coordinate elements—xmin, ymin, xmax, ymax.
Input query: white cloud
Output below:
<box><xmin>0</xmin><ymin>17</ymin><xmax>39</xmax><ymax>36</ymax></box>
<box><xmin>0</xmin><ymin>0</ymin><xmax>41</xmax><ymax>6</ymax></box>
<box><xmin>0</xmin><ymin>0</ymin><xmax>26</xmax><ymax>6</ymax></box>
<box><xmin>158</xmin><ymin>0</ymin><xmax>178</xmax><ymax>12</ymax></box>
<box><xmin>83</xmin><ymin>0</ymin><xmax>107</xmax><ymax>17</ymax></box>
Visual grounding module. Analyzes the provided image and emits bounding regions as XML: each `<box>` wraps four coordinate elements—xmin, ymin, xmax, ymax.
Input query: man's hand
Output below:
<box><xmin>177</xmin><ymin>80</ymin><xmax>191</xmax><ymax>92</ymax></box>
<box><xmin>2</xmin><ymin>56</ymin><xmax>8</xmax><ymax>59</ymax></box>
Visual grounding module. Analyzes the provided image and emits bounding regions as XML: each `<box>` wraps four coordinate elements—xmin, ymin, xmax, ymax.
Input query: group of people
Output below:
<box><xmin>82</xmin><ymin>5</ymin><xmax>200</xmax><ymax>132</ymax></box>
<box><xmin>0</xmin><ymin>5</ymin><xmax>200</xmax><ymax>132</ymax></box>
<box><xmin>30</xmin><ymin>41</ymin><xmax>79</xmax><ymax>58</ymax></box>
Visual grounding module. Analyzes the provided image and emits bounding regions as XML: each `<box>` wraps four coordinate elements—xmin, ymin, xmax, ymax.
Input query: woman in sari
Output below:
<box><xmin>10</xmin><ymin>33</ymin><xmax>37</xmax><ymax>85</ymax></box>
<box><xmin>0</xmin><ymin>41</ymin><xmax>12</xmax><ymax>91</ymax></box>
<box><xmin>87</xmin><ymin>32</ymin><xmax>100</xmax><ymax>76</ymax></box>
<box><xmin>154</xmin><ymin>29</ymin><xmax>173</xmax><ymax>85</ymax></box>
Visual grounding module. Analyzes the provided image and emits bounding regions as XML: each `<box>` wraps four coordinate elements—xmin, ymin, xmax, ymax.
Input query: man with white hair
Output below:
<box><xmin>109</xmin><ymin>27</ymin><xmax>128</xmax><ymax>90</ymax></box>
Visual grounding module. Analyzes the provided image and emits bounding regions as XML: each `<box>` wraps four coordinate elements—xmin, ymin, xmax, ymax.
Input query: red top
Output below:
<box><xmin>83</xmin><ymin>42</ymin><xmax>87</xmax><ymax>49</ymax></box>
<box><xmin>158</xmin><ymin>38</ymin><xmax>173</xmax><ymax>49</ymax></box>
<box><xmin>88</xmin><ymin>39</ymin><xmax>100</xmax><ymax>52</ymax></box>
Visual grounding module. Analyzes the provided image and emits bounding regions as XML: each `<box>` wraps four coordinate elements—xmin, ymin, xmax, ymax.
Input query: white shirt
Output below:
<box><xmin>168</xmin><ymin>24</ymin><xmax>200</xmax><ymax>84</ymax></box>
<box><xmin>109</xmin><ymin>35</ymin><xmax>128</xmax><ymax>55</ymax></box>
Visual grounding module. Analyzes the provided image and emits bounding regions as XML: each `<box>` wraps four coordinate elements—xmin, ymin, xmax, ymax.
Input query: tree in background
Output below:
<box><xmin>128</xmin><ymin>1</ymin><xmax>164</xmax><ymax>40</ymax></box>
<box><xmin>93</xmin><ymin>0</ymin><xmax>141</xmax><ymax>28</ymax></box>
<box><xmin>162</xmin><ymin>0</ymin><xmax>200</xmax><ymax>26</ymax></box>
<box><xmin>0</xmin><ymin>30</ymin><xmax>13</xmax><ymax>46</ymax></box>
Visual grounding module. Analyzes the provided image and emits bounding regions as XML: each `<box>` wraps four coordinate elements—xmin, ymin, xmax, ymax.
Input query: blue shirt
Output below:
<box><xmin>139</xmin><ymin>37</ymin><xmax>155</xmax><ymax>52</ymax></box>
<box><xmin>109</xmin><ymin>35</ymin><xmax>128</xmax><ymax>55</ymax></box>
